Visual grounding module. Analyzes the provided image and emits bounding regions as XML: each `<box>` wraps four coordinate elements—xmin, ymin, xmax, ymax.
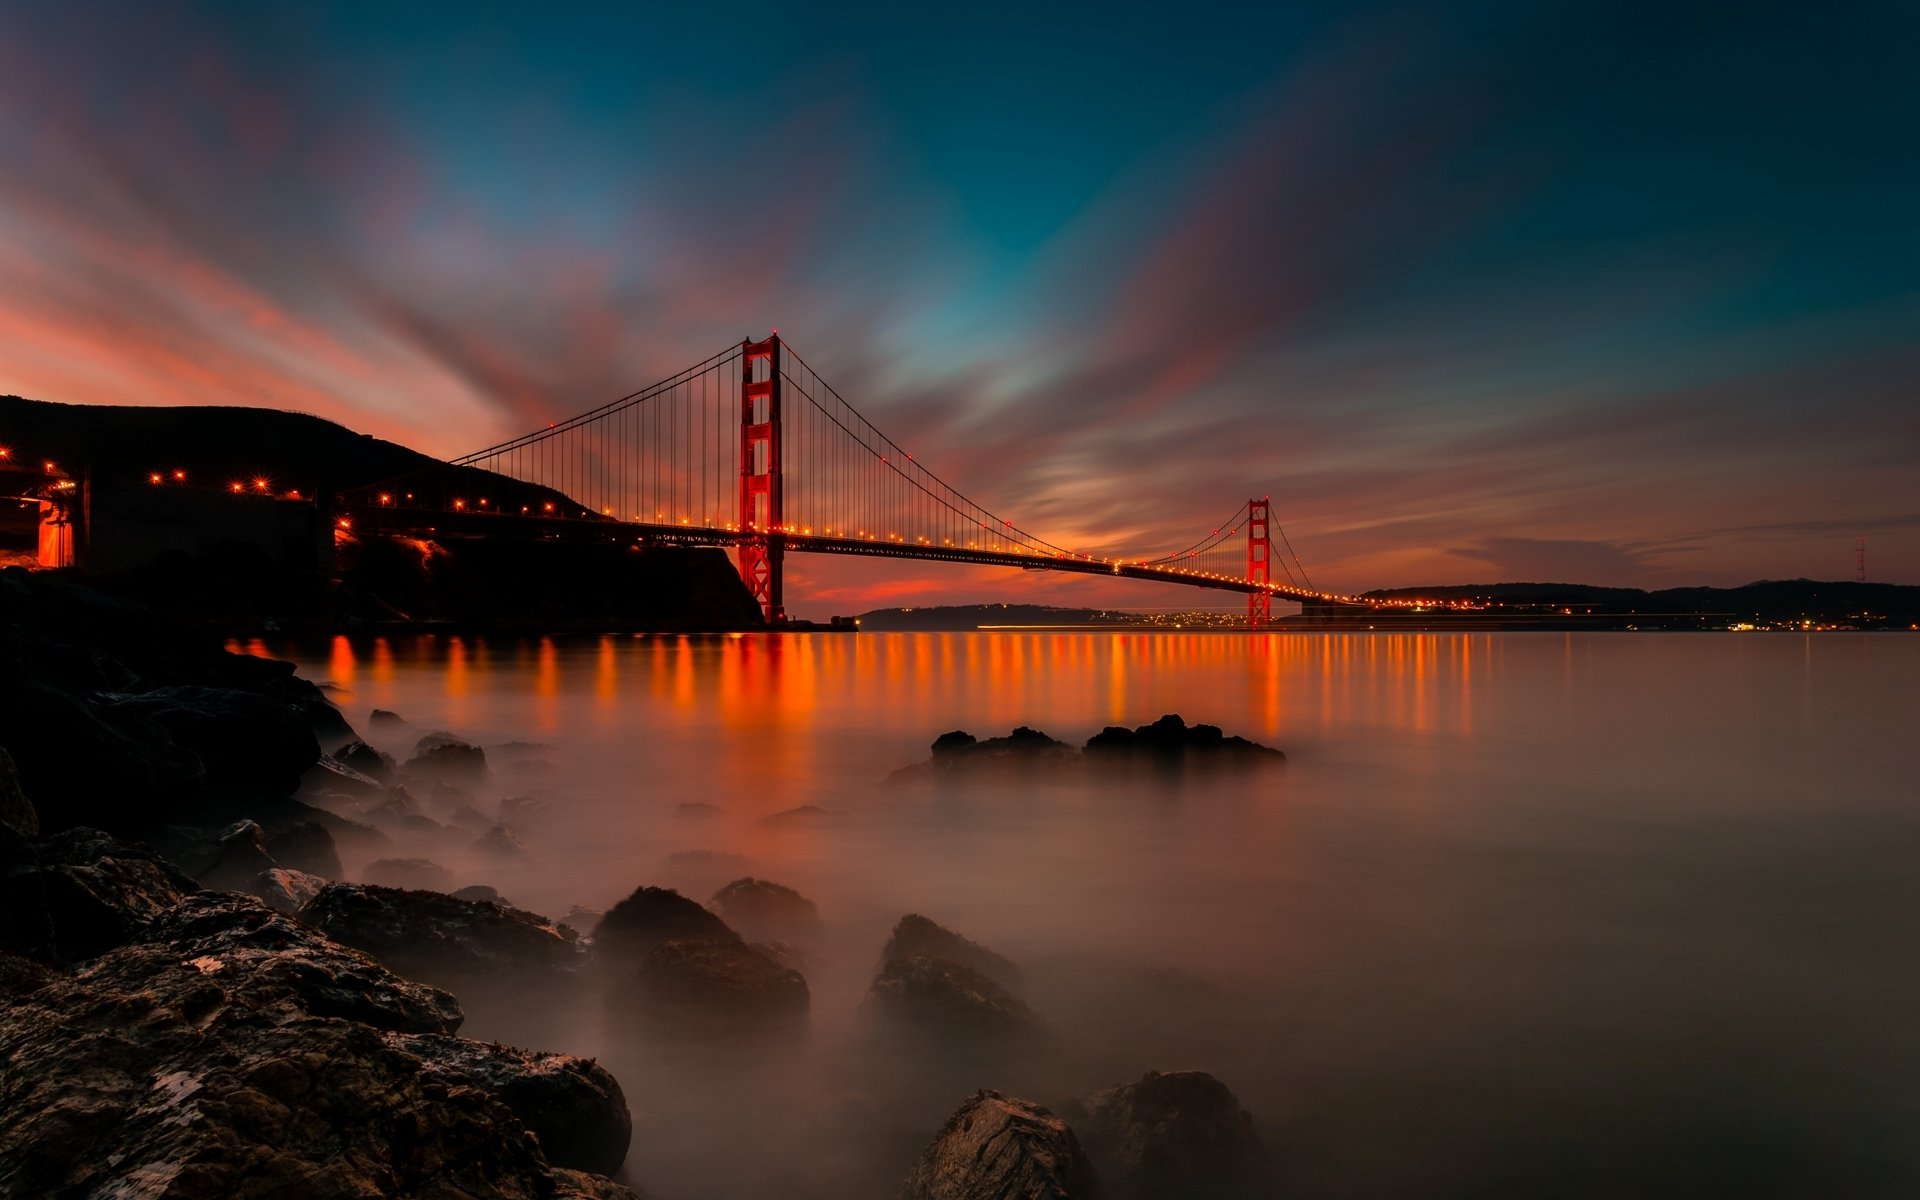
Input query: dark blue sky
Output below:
<box><xmin>1</xmin><ymin>1</ymin><xmax>1915</xmax><ymax>605</ymax></box>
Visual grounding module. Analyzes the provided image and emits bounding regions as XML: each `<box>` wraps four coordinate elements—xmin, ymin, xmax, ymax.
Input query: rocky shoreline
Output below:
<box><xmin>1</xmin><ymin>567</ymin><xmax>1282</xmax><ymax>1197</ymax></box>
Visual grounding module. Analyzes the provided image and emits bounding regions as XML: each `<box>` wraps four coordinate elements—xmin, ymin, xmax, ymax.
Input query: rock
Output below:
<box><xmin>392</xmin><ymin>1033</ymin><xmax>632</xmax><ymax>1175</ymax></box>
<box><xmin>453</xmin><ymin>883</ymin><xmax>509</xmax><ymax>904</ymax></box>
<box><xmin>868</xmin><ymin>952</ymin><xmax>1040</xmax><ymax>1037</ymax></box>
<box><xmin>1068</xmin><ymin>1071</ymin><xmax>1265</xmax><ymax>1199</ymax></box>
<box><xmin>250</xmin><ymin>866</ymin><xmax>329</xmax><ymax>914</ymax></box>
<box><xmin>0</xmin><ymin>949</ymin><xmax>60</xmax><ymax>999</ymax></box>
<box><xmin>635</xmin><ymin>938</ymin><xmax>809</xmax><ymax>1027</ymax></box>
<box><xmin>553</xmin><ymin>1168</ymin><xmax>652</xmax><ymax>1199</ymax></box>
<box><xmin>0</xmin><ymin>678</ymin><xmax>207</xmax><ymax>829</ymax></box>
<box><xmin>709</xmin><ymin>876</ymin><xmax>823</xmax><ymax>943</ymax></box>
<box><xmin>473</xmin><ymin>824</ymin><xmax>531</xmax><ymax>858</ymax></box>
<box><xmin>0</xmin><ymin>745</ymin><xmax>38</xmax><ymax>837</ymax></box>
<box><xmin>299</xmin><ymin>883</ymin><xmax>585</xmax><ymax>985</ymax></box>
<box><xmin>369</xmin><ymin>706</ymin><xmax>404</xmax><ymax>724</ymax></box>
<box><xmin>1082</xmin><ymin>714</ymin><xmax>1284</xmax><ymax>765</ymax></box>
<box><xmin>0</xmin><ymin>892</ymin><xmax>634</xmax><ymax>1199</ymax></box>
<box><xmin>363</xmin><ymin>856</ymin><xmax>457</xmax><ymax>891</ymax></box>
<box><xmin>430</xmin><ymin>780</ymin><xmax>475</xmax><ymax>811</ymax></box>
<box><xmin>934</xmin><ymin>726</ymin><xmax>1075</xmax><ymax>770</ymax></box>
<box><xmin>592</xmin><ymin>884</ymin><xmax>741</xmax><ymax>961</ymax></box>
<box><xmin>449</xmin><ymin>802</ymin><xmax>494</xmax><ymax>830</ymax></box>
<box><xmin>0</xmin><ymin>827</ymin><xmax>200</xmax><ymax>963</ymax></box>
<box><xmin>335</xmin><ymin>738</ymin><xmax>396</xmax><ymax>780</ymax></box>
<box><xmin>500</xmin><ymin>793</ymin><xmax>550</xmax><ymax>822</ymax></box>
<box><xmin>882</xmin><ymin>913</ymin><xmax>1023</xmax><ymax>989</ymax></box>
<box><xmin>107</xmin><ymin>684</ymin><xmax>321</xmax><ymax>794</ymax></box>
<box><xmin>563</xmin><ymin>905</ymin><xmax>604</xmax><ymax>930</ymax></box>
<box><xmin>365</xmin><ymin>792</ymin><xmax>444</xmax><ymax>833</ymax></box>
<box><xmin>263</xmin><ymin>818</ymin><xmax>342</xmax><ymax>878</ymax></box>
<box><xmin>159</xmin><ymin>819</ymin><xmax>277</xmax><ymax>892</ymax></box>
<box><xmin>900</xmin><ymin>1090</ymin><xmax>1103</xmax><ymax>1200</ymax></box>
<box><xmin>405</xmin><ymin>732</ymin><xmax>488</xmax><ymax>782</ymax></box>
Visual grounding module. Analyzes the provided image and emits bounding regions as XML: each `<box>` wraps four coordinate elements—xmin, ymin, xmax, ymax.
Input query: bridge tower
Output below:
<box><xmin>1247</xmin><ymin>496</ymin><xmax>1271</xmax><ymax>628</ymax></box>
<box><xmin>739</xmin><ymin>335</ymin><xmax>785</xmax><ymax>624</ymax></box>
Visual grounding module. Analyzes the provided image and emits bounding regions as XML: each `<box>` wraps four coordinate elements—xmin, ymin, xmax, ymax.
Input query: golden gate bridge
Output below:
<box><xmin>339</xmin><ymin>335</ymin><xmax>1400</xmax><ymax>625</ymax></box>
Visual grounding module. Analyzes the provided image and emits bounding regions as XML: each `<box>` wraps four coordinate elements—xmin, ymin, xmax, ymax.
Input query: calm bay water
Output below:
<box><xmin>259</xmin><ymin>631</ymin><xmax>1920</xmax><ymax>1198</ymax></box>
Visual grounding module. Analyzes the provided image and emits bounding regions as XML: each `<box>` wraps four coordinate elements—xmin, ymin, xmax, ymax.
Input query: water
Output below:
<box><xmin>258</xmin><ymin>631</ymin><xmax>1920</xmax><ymax>1198</ymax></box>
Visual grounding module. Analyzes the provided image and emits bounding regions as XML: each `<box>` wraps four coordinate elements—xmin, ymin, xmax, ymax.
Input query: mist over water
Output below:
<box><xmin>256</xmin><ymin>631</ymin><xmax>1920</xmax><ymax>1198</ymax></box>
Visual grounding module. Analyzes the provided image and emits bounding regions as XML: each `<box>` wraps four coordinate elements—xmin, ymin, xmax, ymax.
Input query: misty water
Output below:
<box><xmin>255</xmin><ymin>631</ymin><xmax>1919</xmax><ymax>1199</ymax></box>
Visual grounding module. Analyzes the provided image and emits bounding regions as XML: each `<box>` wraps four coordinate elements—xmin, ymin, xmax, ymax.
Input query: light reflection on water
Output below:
<box><xmin>257</xmin><ymin>631</ymin><xmax>1919</xmax><ymax>1199</ymax></box>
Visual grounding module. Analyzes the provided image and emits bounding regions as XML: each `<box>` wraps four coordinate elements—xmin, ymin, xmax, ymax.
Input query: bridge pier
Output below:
<box><xmin>738</xmin><ymin>335</ymin><xmax>785</xmax><ymax>624</ymax></box>
<box><xmin>1247</xmin><ymin>496</ymin><xmax>1271</xmax><ymax>627</ymax></box>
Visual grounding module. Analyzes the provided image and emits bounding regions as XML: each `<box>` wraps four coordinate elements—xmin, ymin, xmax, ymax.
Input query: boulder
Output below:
<box><xmin>932</xmin><ymin>726</ymin><xmax>1075</xmax><ymax>771</ymax></box>
<box><xmin>368</xmin><ymin>707</ymin><xmax>405</xmax><ymax>725</ymax></box>
<box><xmin>107</xmin><ymin>684</ymin><xmax>321</xmax><ymax>794</ymax></box>
<box><xmin>554</xmin><ymin>1168</ymin><xmax>651</xmax><ymax>1199</ymax></box>
<box><xmin>335</xmin><ymin>738</ymin><xmax>396</xmax><ymax>780</ymax></box>
<box><xmin>1068</xmin><ymin>1071</ymin><xmax>1266</xmax><ymax>1200</ymax></box>
<box><xmin>0</xmin><ymin>892</ymin><xmax>635</xmax><ymax>1199</ymax></box>
<box><xmin>453</xmin><ymin>883</ymin><xmax>509</xmax><ymax>904</ymax></box>
<box><xmin>591</xmin><ymin>885</ymin><xmax>741</xmax><ymax>961</ymax></box>
<box><xmin>0</xmin><ymin>949</ymin><xmax>60</xmax><ymax>999</ymax></box>
<box><xmin>405</xmin><ymin>732</ymin><xmax>488</xmax><ymax>782</ymax></box>
<box><xmin>900</xmin><ymin>1090</ymin><xmax>1103</xmax><ymax>1200</ymax></box>
<box><xmin>882</xmin><ymin>913</ymin><xmax>1023</xmax><ymax>989</ymax></box>
<box><xmin>0</xmin><ymin>745</ymin><xmax>38</xmax><ymax>837</ymax></box>
<box><xmin>473</xmin><ymin>824</ymin><xmax>531</xmax><ymax>858</ymax></box>
<box><xmin>635</xmin><ymin>938</ymin><xmax>809</xmax><ymax>1027</ymax></box>
<box><xmin>298</xmin><ymin>883</ymin><xmax>585</xmax><ymax>986</ymax></box>
<box><xmin>164</xmin><ymin>818</ymin><xmax>277</xmax><ymax>892</ymax></box>
<box><xmin>1082</xmin><ymin>714</ymin><xmax>1283</xmax><ymax>765</ymax></box>
<box><xmin>365</xmin><ymin>791</ymin><xmax>443</xmax><ymax>833</ymax></box>
<box><xmin>0</xmin><ymin>827</ymin><xmax>200</xmax><ymax>964</ymax></box>
<box><xmin>363</xmin><ymin>856</ymin><xmax>457</xmax><ymax>892</ymax></box>
<box><xmin>0</xmin><ymin>679</ymin><xmax>207</xmax><ymax>829</ymax></box>
<box><xmin>868</xmin><ymin>952</ymin><xmax>1040</xmax><ymax>1037</ymax></box>
<box><xmin>709</xmin><ymin>877</ymin><xmax>823</xmax><ymax>943</ymax></box>
<box><xmin>250</xmin><ymin>866</ymin><xmax>329</xmax><ymax>914</ymax></box>
<box><xmin>758</xmin><ymin>803</ymin><xmax>832</xmax><ymax>826</ymax></box>
<box><xmin>262</xmin><ymin>818</ymin><xmax>342</xmax><ymax>878</ymax></box>
<box><xmin>393</xmin><ymin>1033</ymin><xmax>632</xmax><ymax>1175</ymax></box>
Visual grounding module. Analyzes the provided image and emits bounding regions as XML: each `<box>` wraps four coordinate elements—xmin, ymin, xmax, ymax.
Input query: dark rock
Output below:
<box><xmin>453</xmin><ymin>883</ymin><xmax>508</xmax><ymax>904</ymax></box>
<box><xmin>366</xmin><ymin>792</ymin><xmax>444</xmax><ymax>833</ymax></box>
<box><xmin>335</xmin><ymin>738</ymin><xmax>396</xmax><ymax>780</ymax></box>
<box><xmin>393</xmin><ymin>1032</ymin><xmax>633</xmax><ymax>1175</ymax></box>
<box><xmin>107</xmin><ymin>684</ymin><xmax>320</xmax><ymax>794</ymax></box>
<box><xmin>0</xmin><ymin>827</ymin><xmax>200</xmax><ymax>963</ymax></box>
<box><xmin>168</xmin><ymin>818</ymin><xmax>278</xmax><ymax>892</ymax></box>
<box><xmin>473</xmin><ymin>824</ymin><xmax>531</xmax><ymax>858</ymax></box>
<box><xmin>449</xmin><ymin>802</ymin><xmax>494</xmax><ymax>830</ymax></box>
<box><xmin>554</xmin><ymin>1168</ymin><xmax>652</xmax><ymax>1199</ymax></box>
<box><xmin>299</xmin><ymin>882</ymin><xmax>585</xmax><ymax>985</ymax></box>
<box><xmin>931</xmin><ymin>730</ymin><xmax>978</xmax><ymax>756</ymax></box>
<box><xmin>263</xmin><ymin>818</ymin><xmax>342</xmax><ymax>878</ymax></box>
<box><xmin>709</xmin><ymin>876</ymin><xmax>823</xmax><ymax>943</ymax></box>
<box><xmin>1082</xmin><ymin>714</ymin><xmax>1284</xmax><ymax>765</ymax></box>
<box><xmin>0</xmin><ymin>745</ymin><xmax>38</xmax><ymax>837</ymax></box>
<box><xmin>882</xmin><ymin>913</ymin><xmax>1023</xmax><ymax>989</ymax></box>
<box><xmin>0</xmin><ymin>892</ymin><xmax>633</xmax><ymax>1199</ymax></box>
<box><xmin>250</xmin><ymin>866</ymin><xmax>329</xmax><ymax>914</ymax></box>
<box><xmin>900</xmin><ymin>1090</ymin><xmax>1103</xmax><ymax>1200</ymax></box>
<box><xmin>500</xmin><ymin>793</ymin><xmax>550</xmax><ymax>822</ymax></box>
<box><xmin>1069</xmin><ymin>1071</ymin><xmax>1266</xmax><ymax>1199</ymax></box>
<box><xmin>430</xmin><ymin>780</ymin><xmax>475</xmax><ymax>810</ymax></box>
<box><xmin>563</xmin><ymin>905</ymin><xmax>604</xmax><ymax>930</ymax></box>
<box><xmin>363</xmin><ymin>856</ymin><xmax>457</xmax><ymax>891</ymax></box>
<box><xmin>636</xmin><ymin>938</ymin><xmax>809</xmax><ymax>1026</ymax></box>
<box><xmin>405</xmin><ymin>732</ymin><xmax>488</xmax><ymax>782</ymax></box>
<box><xmin>868</xmin><ymin>952</ymin><xmax>1040</xmax><ymax>1036</ymax></box>
<box><xmin>302</xmin><ymin>752</ymin><xmax>386</xmax><ymax>798</ymax></box>
<box><xmin>893</xmin><ymin>726</ymin><xmax>1077</xmax><ymax>783</ymax></box>
<box><xmin>369</xmin><ymin>707</ymin><xmax>405</xmax><ymax>724</ymax></box>
<box><xmin>0</xmin><ymin>678</ymin><xmax>207</xmax><ymax>829</ymax></box>
<box><xmin>0</xmin><ymin>950</ymin><xmax>59</xmax><ymax>999</ymax></box>
<box><xmin>592</xmin><ymin>884</ymin><xmax>741</xmax><ymax>961</ymax></box>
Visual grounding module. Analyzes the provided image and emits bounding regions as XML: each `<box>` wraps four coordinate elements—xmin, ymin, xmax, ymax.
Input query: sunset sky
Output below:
<box><xmin>2</xmin><ymin>2</ymin><xmax>1915</xmax><ymax>611</ymax></box>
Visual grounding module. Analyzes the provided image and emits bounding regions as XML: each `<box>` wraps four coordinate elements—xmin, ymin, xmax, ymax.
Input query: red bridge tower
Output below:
<box><xmin>738</xmin><ymin>335</ymin><xmax>785</xmax><ymax>624</ymax></box>
<box><xmin>1247</xmin><ymin>496</ymin><xmax>1271</xmax><ymax>628</ymax></box>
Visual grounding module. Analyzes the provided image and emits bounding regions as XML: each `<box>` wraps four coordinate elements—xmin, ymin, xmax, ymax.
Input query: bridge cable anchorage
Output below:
<box><xmin>334</xmin><ymin>334</ymin><xmax>1341</xmax><ymax>620</ymax></box>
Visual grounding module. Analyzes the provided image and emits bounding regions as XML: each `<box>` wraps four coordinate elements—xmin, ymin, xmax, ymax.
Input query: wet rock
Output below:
<box><xmin>0</xmin><ymin>678</ymin><xmax>207</xmax><ymax>829</ymax></box>
<box><xmin>473</xmin><ymin>824</ymin><xmax>532</xmax><ymax>858</ymax></box>
<box><xmin>1082</xmin><ymin>714</ymin><xmax>1284</xmax><ymax>765</ymax></box>
<box><xmin>900</xmin><ymin>1090</ymin><xmax>1103</xmax><ymax>1200</ymax></box>
<box><xmin>0</xmin><ymin>949</ymin><xmax>59</xmax><ymax>999</ymax></box>
<box><xmin>592</xmin><ymin>884</ymin><xmax>741</xmax><ymax>961</ymax></box>
<box><xmin>636</xmin><ymin>938</ymin><xmax>809</xmax><ymax>1027</ymax></box>
<box><xmin>709</xmin><ymin>876</ymin><xmax>824</xmax><ymax>943</ymax></box>
<box><xmin>554</xmin><ymin>1168</ymin><xmax>652</xmax><ymax>1199</ymax></box>
<box><xmin>868</xmin><ymin>952</ymin><xmax>1040</xmax><ymax>1037</ymax></box>
<box><xmin>302</xmin><ymin>752</ymin><xmax>386</xmax><ymax>798</ymax></box>
<box><xmin>0</xmin><ymin>826</ymin><xmax>200</xmax><ymax>963</ymax></box>
<box><xmin>1068</xmin><ymin>1071</ymin><xmax>1266</xmax><ymax>1199</ymax></box>
<box><xmin>107</xmin><ymin>684</ymin><xmax>320</xmax><ymax>794</ymax></box>
<box><xmin>262</xmin><ymin>818</ymin><xmax>342</xmax><ymax>878</ymax></box>
<box><xmin>161</xmin><ymin>819</ymin><xmax>277</xmax><ymax>892</ymax></box>
<box><xmin>0</xmin><ymin>745</ymin><xmax>38</xmax><ymax>837</ymax></box>
<box><xmin>393</xmin><ymin>1033</ymin><xmax>632</xmax><ymax>1175</ymax></box>
<box><xmin>758</xmin><ymin>803</ymin><xmax>833</xmax><ymax>827</ymax></box>
<box><xmin>300</xmin><ymin>883</ymin><xmax>584</xmax><ymax>985</ymax></box>
<box><xmin>405</xmin><ymin>732</ymin><xmax>489</xmax><ymax>782</ymax></box>
<box><xmin>882</xmin><ymin>913</ymin><xmax>1023</xmax><ymax>990</ymax></box>
<box><xmin>335</xmin><ymin>738</ymin><xmax>397</xmax><ymax>780</ymax></box>
<box><xmin>368</xmin><ymin>707</ymin><xmax>405</xmax><ymax>725</ymax></box>
<box><xmin>0</xmin><ymin>892</ymin><xmax>634</xmax><ymax>1199</ymax></box>
<box><xmin>366</xmin><ymin>791</ymin><xmax>444</xmax><ymax>833</ymax></box>
<box><xmin>250</xmin><ymin>866</ymin><xmax>329</xmax><ymax>914</ymax></box>
<box><xmin>935</xmin><ymin>726</ymin><xmax>1075</xmax><ymax>769</ymax></box>
<box><xmin>363</xmin><ymin>856</ymin><xmax>457</xmax><ymax>891</ymax></box>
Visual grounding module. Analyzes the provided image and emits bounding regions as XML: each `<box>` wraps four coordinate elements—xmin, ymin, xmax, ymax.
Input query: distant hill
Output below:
<box><xmin>1363</xmin><ymin>579</ymin><xmax>1919</xmax><ymax>628</ymax></box>
<box><xmin>857</xmin><ymin>604</ymin><xmax>1139</xmax><ymax>630</ymax></box>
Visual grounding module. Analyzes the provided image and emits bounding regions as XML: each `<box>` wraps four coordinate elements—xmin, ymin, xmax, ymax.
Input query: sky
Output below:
<box><xmin>1</xmin><ymin>1</ymin><xmax>1916</xmax><ymax>612</ymax></box>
